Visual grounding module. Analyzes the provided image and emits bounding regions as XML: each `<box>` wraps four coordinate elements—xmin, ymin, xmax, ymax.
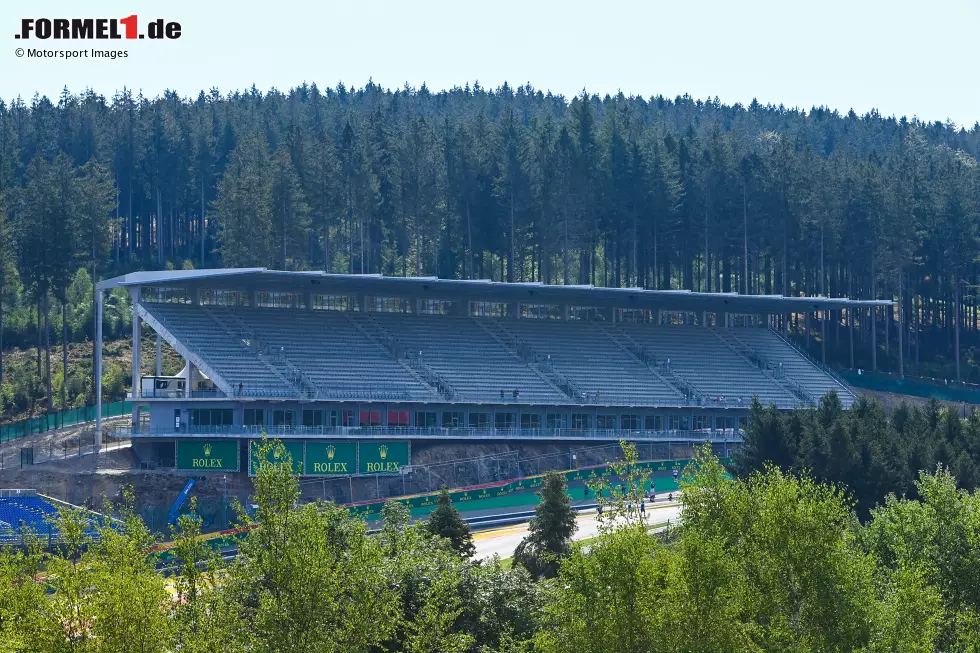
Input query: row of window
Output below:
<box><xmin>234</xmin><ymin>408</ymin><xmax>744</xmax><ymax>431</ymax></box>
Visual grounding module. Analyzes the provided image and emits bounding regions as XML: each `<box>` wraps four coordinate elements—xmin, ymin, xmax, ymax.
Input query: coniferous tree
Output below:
<box><xmin>424</xmin><ymin>487</ymin><xmax>475</xmax><ymax>558</ymax></box>
<box><xmin>513</xmin><ymin>471</ymin><xmax>577</xmax><ymax>579</ymax></box>
<box><xmin>213</xmin><ymin>130</ymin><xmax>273</xmax><ymax>267</ymax></box>
<box><xmin>269</xmin><ymin>146</ymin><xmax>309</xmax><ymax>270</ymax></box>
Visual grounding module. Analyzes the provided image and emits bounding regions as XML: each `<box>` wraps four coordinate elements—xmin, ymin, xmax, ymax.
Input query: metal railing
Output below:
<box><xmin>139</xmin><ymin>387</ymin><xmax>228</xmax><ymax>399</ymax></box>
<box><xmin>111</xmin><ymin>423</ymin><xmax>743</xmax><ymax>443</ymax></box>
<box><xmin>140</xmin><ymin>304</ymin><xmax>228</xmax><ymax>392</ymax></box>
<box><xmin>408</xmin><ymin>355</ymin><xmax>459</xmax><ymax>401</ymax></box>
<box><xmin>769</xmin><ymin>327</ymin><xmax>854</xmax><ymax>394</ymax></box>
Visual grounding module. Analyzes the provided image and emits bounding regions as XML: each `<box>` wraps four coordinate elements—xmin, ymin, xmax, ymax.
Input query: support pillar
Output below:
<box><xmin>249</xmin><ymin>289</ymin><xmax>257</xmax><ymax>308</ymax></box>
<box><xmin>718</xmin><ymin>312</ymin><xmax>728</xmax><ymax>328</ymax></box>
<box><xmin>186</xmin><ymin>360</ymin><xmax>195</xmax><ymax>397</ymax></box>
<box><xmin>355</xmin><ymin>293</ymin><xmax>366</xmax><ymax>312</ymax></box>
<box><xmin>130</xmin><ymin>287</ymin><xmax>141</xmax><ymax>426</ymax></box>
<box><xmin>306</xmin><ymin>291</ymin><xmax>313</xmax><ymax>311</ymax></box>
<box><xmin>95</xmin><ymin>289</ymin><xmax>104</xmax><ymax>447</ymax></box>
<box><xmin>607</xmin><ymin>306</ymin><xmax>616</xmax><ymax>323</ymax></box>
<box><xmin>871</xmin><ymin>306</ymin><xmax>877</xmax><ymax>372</ymax></box>
<box><xmin>562</xmin><ymin>304</ymin><xmax>570</xmax><ymax>321</ymax></box>
<box><xmin>509</xmin><ymin>301</ymin><xmax>519</xmax><ymax>320</ymax></box>
<box><xmin>702</xmin><ymin>311</ymin><xmax>708</xmax><ymax>327</ymax></box>
<box><xmin>654</xmin><ymin>309</ymin><xmax>661</xmax><ymax>325</ymax></box>
<box><xmin>821</xmin><ymin>310</ymin><xmax>826</xmax><ymax>365</ymax></box>
<box><xmin>155</xmin><ymin>335</ymin><xmax>162</xmax><ymax>376</ymax></box>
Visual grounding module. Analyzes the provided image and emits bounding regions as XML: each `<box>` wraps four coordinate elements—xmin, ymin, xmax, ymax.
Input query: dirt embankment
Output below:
<box><xmin>855</xmin><ymin>388</ymin><xmax>973</xmax><ymax>414</ymax></box>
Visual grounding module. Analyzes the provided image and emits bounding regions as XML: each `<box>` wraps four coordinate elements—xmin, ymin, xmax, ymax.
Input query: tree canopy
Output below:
<box><xmin>3</xmin><ymin>82</ymin><xmax>980</xmax><ymax>420</ymax></box>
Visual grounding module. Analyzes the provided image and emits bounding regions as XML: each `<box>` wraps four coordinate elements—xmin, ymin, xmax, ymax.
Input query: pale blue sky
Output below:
<box><xmin>3</xmin><ymin>0</ymin><xmax>979</xmax><ymax>128</ymax></box>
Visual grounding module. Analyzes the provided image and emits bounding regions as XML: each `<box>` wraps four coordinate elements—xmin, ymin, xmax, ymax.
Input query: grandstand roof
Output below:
<box><xmin>99</xmin><ymin>268</ymin><xmax>891</xmax><ymax>313</ymax></box>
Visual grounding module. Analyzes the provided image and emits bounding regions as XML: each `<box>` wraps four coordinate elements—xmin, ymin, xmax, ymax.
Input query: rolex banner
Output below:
<box><xmin>249</xmin><ymin>440</ymin><xmax>304</xmax><ymax>476</ymax></box>
<box><xmin>305</xmin><ymin>441</ymin><xmax>357</xmax><ymax>476</ymax></box>
<box><xmin>176</xmin><ymin>440</ymin><xmax>240</xmax><ymax>472</ymax></box>
<box><xmin>358</xmin><ymin>441</ymin><xmax>410</xmax><ymax>475</ymax></box>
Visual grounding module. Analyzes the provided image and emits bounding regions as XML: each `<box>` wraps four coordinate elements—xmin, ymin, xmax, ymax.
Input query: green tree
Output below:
<box><xmin>213</xmin><ymin>130</ymin><xmax>273</xmax><ymax>267</ymax></box>
<box><xmin>269</xmin><ymin>146</ymin><xmax>309</xmax><ymax>269</ymax></box>
<box><xmin>513</xmin><ymin>471</ymin><xmax>576</xmax><ymax>579</ymax></box>
<box><xmin>424</xmin><ymin>486</ymin><xmax>475</xmax><ymax>558</ymax></box>
<box><xmin>223</xmin><ymin>438</ymin><xmax>399</xmax><ymax>652</ymax></box>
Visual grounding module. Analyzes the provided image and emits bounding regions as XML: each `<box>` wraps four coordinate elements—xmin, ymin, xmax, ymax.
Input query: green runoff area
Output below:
<box><xmin>153</xmin><ymin>457</ymin><xmax>723</xmax><ymax>561</ymax></box>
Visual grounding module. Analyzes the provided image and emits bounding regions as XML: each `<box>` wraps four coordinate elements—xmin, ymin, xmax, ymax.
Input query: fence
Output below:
<box><xmin>293</xmin><ymin>440</ymin><xmax>721</xmax><ymax>510</ymax></box>
<box><xmin>0</xmin><ymin>401</ymin><xmax>132</xmax><ymax>443</ymax></box>
<box><xmin>841</xmin><ymin>372</ymin><xmax>980</xmax><ymax>405</ymax></box>
<box><xmin>151</xmin><ymin>455</ymin><xmax>728</xmax><ymax>559</ymax></box>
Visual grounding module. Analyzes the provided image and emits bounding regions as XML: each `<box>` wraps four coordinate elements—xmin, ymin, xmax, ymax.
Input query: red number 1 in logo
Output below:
<box><xmin>120</xmin><ymin>14</ymin><xmax>137</xmax><ymax>39</ymax></box>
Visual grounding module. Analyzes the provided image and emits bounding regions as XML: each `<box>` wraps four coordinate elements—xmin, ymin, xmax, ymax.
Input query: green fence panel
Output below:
<box><xmin>1</xmin><ymin>401</ymin><xmax>135</xmax><ymax>443</ymax></box>
<box><xmin>842</xmin><ymin>372</ymin><xmax>980</xmax><ymax>404</ymax></box>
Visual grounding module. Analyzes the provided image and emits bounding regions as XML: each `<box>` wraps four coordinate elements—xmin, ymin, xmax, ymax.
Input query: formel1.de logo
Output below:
<box><xmin>16</xmin><ymin>16</ymin><xmax>182</xmax><ymax>40</ymax></box>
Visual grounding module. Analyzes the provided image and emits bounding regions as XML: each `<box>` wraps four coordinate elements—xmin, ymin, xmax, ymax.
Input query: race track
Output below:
<box><xmin>474</xmin><ymin>501</ymin><xmax>683</xmax><ymax>561</ymax></box>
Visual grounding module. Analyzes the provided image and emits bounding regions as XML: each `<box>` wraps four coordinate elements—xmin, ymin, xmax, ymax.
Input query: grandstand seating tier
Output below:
<box><xmin>140</xmin><ymin>302</ymin><xmax>855</xmax><ymax>408</ymax></box>
<box><xmin>0</xmin><ymin>495</ymin><xmax>61</xmax><ymax>536</ymax></box>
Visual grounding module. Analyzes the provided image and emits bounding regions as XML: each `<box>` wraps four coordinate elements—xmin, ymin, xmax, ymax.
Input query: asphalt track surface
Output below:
<box><xmin>473</xmin><ymin>501</ymin><xmax>683</xmax><ymax>561</ymax></box>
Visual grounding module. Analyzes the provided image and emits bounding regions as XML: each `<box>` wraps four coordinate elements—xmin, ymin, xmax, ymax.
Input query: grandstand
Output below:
<box><xmin>0</xmin><ymin>490</ymin><xmax>102</xmax><ymax>543</ymax></box>
<box><xmin>92</xmin><ymin>269</ymin><xmax>888</xmax><ymax>473</ymax></box>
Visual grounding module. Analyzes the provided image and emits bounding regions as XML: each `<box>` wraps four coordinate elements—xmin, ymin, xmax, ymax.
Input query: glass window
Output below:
<box><xmin>388</xmin><ymin>410</ymin><xmax>410</xmax><ymax>426</ymax></box>
<box><xmin>360</xmin><ymin>411</ymin><xmax>382</xmax><ymax>427</ymax></box>
<box><xmin>415</xmin><ymin>411</ymin><xmax>437</xmax><ymax>428</ymax></box>
<box><xmin>520</xmin><ymin>413</ymin><xmax>540</xmax><ymax>429</ymax></box>
<box><xmin>272</xmin><ymin>409</ymin><xmax>294</xmax><ymax>427</ymax></box>
<box><xmin>738</xmin><ymin>416</ymin><xmax>748</xmax><ymax>433</ymax></box>
<box><xmin>571</xmin><ymin>413</ymin><xmax>592</xmax><ymax>429</ymax></box>
<box><xmin>668</xmin><ymin>415</ymin><xmax>680</xmax><ymax>431</ymax></box>
<box><xmin>621</xmin><ymin>414</ymin><xmax>639</xmax><ymax>430</ymax></box>
<box><xmin>692</xmin><ymin>415</ymin><xmax>709</xmax><ymax>431</ymax></box>
<box><xmin>546</xmin><ymin>413</ymin><xmax>566</xmax><ymax>429</ymax></box>
<box><xmin>303</xmin><ymin>410</ymin><xmax>323</xmax><ymax>427</ymax></box>
<box><xmin>679</xmin><ymin>415</ymin><xmax>690</xmax><ymax>431</ymax></box>
<box><xmin>495</xmin><ymin>413</ymin><xmax>516</xmax><ymax>429</ymax></box>
<box><xmin>442</xmin><ymin>411</ymin><xmax>464</xmax><ymax>428</ymax></box>
<box><xmin>644</xmin><ymin>415</ymin><xmax>663</xmax><ymax>431</ymax></box>
<box><xmin>469</xmin><ymin>412</ymin><xmax>489</xmax><ymax>428</ymax></box>
<box><xmin>596</xmin><ymin>415</ymin><xmax>616</xmax><ymax>430</ymax></box>
<box><xmin>244</xmin><ymin>409</ymin><xmax>265</xmax><ymax>426</ymax></box>
<box><xmin>342</xmin><ymin>409</ymin><xmax>356</xmax><ymax>426</ymax></box>
<box><xmin>190</xmin><ymin>409</ymin><xmax>233</xmax><ymax>427</ymax></box>
<box><xmin>192</xmin><ymin>409</ymin><xmax>210</xmax><ymax>426</ymax></box>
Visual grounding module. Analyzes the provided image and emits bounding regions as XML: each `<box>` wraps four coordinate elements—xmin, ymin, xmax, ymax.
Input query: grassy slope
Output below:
<box><xmin>1</xmin><ymin>334</ymin><xmax>183</xmax><ymax>424</ymax></box>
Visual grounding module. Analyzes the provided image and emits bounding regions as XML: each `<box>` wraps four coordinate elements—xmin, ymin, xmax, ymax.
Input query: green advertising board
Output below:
<box><xmin>358</xmin><ymin>441</ymin><xmax>409</xmax><ymax>475</ymax></box>
<box><xmin>176</xmin><ymin>440</ymin><xmax>240</xmax><ymax>472</ymax></box>
<box><xmin>305</xmin><ymin>441</ymin><xmax>357</xmax><ymax>476</ymax></box>
<box><xmin>249</xmin><ymin>440</ymin><xmax>304</xmax><ymax>476</ymax></box>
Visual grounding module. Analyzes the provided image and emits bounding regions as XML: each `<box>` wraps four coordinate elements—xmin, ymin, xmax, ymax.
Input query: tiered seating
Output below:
<box><xmin>728</xmin><ymin>328</ymin><xmax>856</xmax><ymax>407</ymax></box>
<box><xmin>141</xmin><ymin>303</ymin><xmax>855</xmax><ymax>409</ymax></box>
<box><xmin>502</xmin><ymin>320</ymin><xmax>686</xmax><ymax>406</ymax></box>
<box><xmin>0</xmin><ymin>495</ymin><xmax>60</xmax><ymax>534</ymax></box>
<box><xmin>623</xmin><ymin>325</ymin><xmax>797</xmax><ymax>407</ymax></box>
<box><xmin>207</xmin><ymin>308</ymin><xmax>437</xmax><ymax>402</ymax></box>
<box><xmin>362</xmin><ymin>314</ymin><xmax>568</xmax><ymax>404</ymax></box>
<box><xmin>145</xmin><ymin>303</ymin><xmax>285</xmax><ymax>396</ymax></box>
